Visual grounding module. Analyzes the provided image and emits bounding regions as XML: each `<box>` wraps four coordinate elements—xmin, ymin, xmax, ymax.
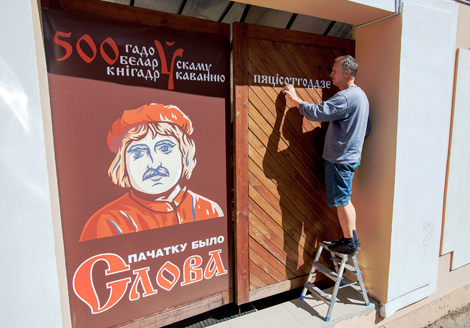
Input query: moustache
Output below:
<box><xmin>142</xmin><ymin>165</ymin><xmax>170</xmax><ymax>181</ymax></box>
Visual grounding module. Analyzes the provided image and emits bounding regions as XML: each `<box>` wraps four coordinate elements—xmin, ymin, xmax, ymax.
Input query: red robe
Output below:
<box><xmin>80</xmin><ymin>188</ymin><xmax>223</xmax><ymax>241</ymax></box>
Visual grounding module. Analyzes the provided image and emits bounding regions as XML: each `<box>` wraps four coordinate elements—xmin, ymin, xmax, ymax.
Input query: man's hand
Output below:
<box><xmin>282</xmin><ymin>84</ymin><xmax>302</xmax><ymax>108</ymax></box>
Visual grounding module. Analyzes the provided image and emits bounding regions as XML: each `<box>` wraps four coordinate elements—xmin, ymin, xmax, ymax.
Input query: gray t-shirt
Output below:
<box><xmin>299</xmin><ymin>86</ymin><xmax>369</xmax><ymax>164</ymax></box>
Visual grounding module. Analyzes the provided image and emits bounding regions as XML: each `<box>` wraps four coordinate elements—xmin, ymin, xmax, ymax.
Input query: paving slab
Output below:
<box><xmin>210</xmin><ymin>286</ymin><xmax>376</xmax><ymax>328</ymax></box>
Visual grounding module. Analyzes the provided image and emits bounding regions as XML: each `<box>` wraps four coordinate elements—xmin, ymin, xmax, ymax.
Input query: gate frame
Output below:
<box><xmin>233</xmin><ymin>22</ymin><xmax>355</xmax><ymax>305</ymax></box>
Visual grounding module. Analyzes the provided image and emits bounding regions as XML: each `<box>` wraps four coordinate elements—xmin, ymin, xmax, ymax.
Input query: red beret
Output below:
<box><xmin>107</xmin><ymin>103</ymin><xmax>193</xmax><ymax>152</ymax></box>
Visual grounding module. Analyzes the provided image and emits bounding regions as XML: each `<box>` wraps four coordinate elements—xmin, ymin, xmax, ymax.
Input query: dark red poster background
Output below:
<box><xmin>42</xmin><ymin>9</ymin><xmax>231</xmax><ymax>328</ymax></box>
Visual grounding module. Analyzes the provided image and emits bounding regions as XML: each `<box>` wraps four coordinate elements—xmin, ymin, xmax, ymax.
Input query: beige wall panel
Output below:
<box><xmin>354</xmin><ymin>15</ymin><xmax>402</xmax><ymax>303</ymax></box>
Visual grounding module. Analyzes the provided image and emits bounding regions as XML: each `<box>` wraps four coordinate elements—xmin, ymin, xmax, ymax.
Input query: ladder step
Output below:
<box><xmin>312</xmin><ymin>262</ymin><xmax>341</xmax><ymax>282</ymax></box>
<box><xmin>304</xmin><ymin>283</ymin><xmax>333</xmax><ymax>305</ymax></box>
<box><xmin>341</xmin><ymin>276</ymin><xmax>366</xmax><ymax>294</ymax></box>
<box><xmin>338</xmin><ymin>276</ymin><xmax>358</xmax><ymax>289</ymax></box>
<box><xmin>331</xmin><ymin>257</ymin><xmax>356</xmax><ymax>272</ymax></box>
<box><xmin>311</xmin><ymin>262</ymin><xmax>366</xmax><ymax>293</ymax></box>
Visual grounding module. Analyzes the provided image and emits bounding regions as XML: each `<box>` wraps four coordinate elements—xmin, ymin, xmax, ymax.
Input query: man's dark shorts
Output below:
<box><xmin>325</xmin><ymin>158</ymin><xmax>361</xmax><ymax>207</ymax></box>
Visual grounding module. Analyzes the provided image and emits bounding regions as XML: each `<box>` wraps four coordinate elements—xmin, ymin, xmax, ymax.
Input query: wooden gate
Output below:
<box><xmin>233</xmin><ymin>22</ymin><xmax>355</xmax><ymax>304</ymax></box>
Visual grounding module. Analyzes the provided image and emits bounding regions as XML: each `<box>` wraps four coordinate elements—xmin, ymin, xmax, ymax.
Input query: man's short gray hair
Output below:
<box><xmin>335</xmin><ymin>55</ymin><xmax>358</xmax><ymax>78</ymax></box>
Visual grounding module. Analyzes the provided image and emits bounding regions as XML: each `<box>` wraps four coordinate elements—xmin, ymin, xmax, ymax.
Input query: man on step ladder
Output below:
<box><xmin>283</xmin><ymin>55</ymin><xmax>370</xmax><ymax>255</ymax></box>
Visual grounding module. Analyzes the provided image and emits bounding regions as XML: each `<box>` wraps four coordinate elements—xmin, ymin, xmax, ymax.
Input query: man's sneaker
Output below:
<box><xmin>322</xmin><ymin>239</ymin><xmax>341</xmax><ymax>248</ymax></box>
<box><xmin>329</xmin><ymin>239</ymin><xmax>359</xmax><ymax>255</ymax></box>
<box><xmin>323</xmin><ymin>238</ymin><xmax>361</xmax><ymax>250</ymax></box>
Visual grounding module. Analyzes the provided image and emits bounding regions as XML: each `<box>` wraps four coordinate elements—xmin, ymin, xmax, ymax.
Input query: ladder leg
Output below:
<box><xmin>313</xmin><ymin>244</ymin><xmax>324</xmax><ymax>262</ymax></box>
<box><xmin>352</xmin><ymin>256</ymin><xmax>370</xmax><ymax>306</ymax></box>
<box><xmin>300</xmin><ymin>245</ymin><xmax>324</xmax><ymax>299</ymax></box>
<box><xmin>325</xmin><ymin>256</ymin><xmax>347</xmax><ymax>321</ymax></box>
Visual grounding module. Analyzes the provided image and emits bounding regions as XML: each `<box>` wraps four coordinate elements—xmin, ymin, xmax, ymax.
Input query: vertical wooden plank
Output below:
<box><xmin>233</xmin><ymin>22</ymin><xmax>250</xmax><ymax>305</ymax></box>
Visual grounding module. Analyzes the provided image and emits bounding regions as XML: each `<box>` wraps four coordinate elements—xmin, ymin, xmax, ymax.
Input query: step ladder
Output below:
<box><xmin>300</xmin><ymin>241</ymin><xmax>370</xmax><ymax>322</ymax></box>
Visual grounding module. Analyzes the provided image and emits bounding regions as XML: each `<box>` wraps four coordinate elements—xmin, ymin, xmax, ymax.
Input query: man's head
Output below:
<box><xmin>331</xmin><ymin>55</ymin><xmax>358</xmax><ymax>89</ymax></box>
<box><xmin>107</xmin><ymin>104</ymin><xmax>196</xmax><ymax>195</ymax></box>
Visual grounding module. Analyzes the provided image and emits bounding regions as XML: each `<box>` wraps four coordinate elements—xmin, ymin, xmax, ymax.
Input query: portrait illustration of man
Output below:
<box><xmin>80</xmin><ymin>103</ymin><xmax>224</xmax><ymax>242</ymax></box>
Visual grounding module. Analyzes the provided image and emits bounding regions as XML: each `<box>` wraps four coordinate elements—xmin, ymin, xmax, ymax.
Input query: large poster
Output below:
<box><xmin>42</xmin><ymin>9</ymin><xmax>230</xmax><ymax>328</ymax></box>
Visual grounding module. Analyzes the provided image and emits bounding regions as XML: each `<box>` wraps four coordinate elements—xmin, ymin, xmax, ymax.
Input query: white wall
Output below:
<box><xmin>442</xmin><ymin>2</ymin><xmax>470</xmax><ymax>272</ymax></box>
<box><xmin>356</xmin><ymin>0</ymin><xmax>459</xmax><ymax>317</ymax></box>
<box><xmin>0</xmin><ymin>1</ymin><xmax>64</xmax><ymax>327</ymax></box>
<box><xmin>442</xmin><ymin>49</ymin><xmax>470</xmax><ymax>270</ymax></box>
<box><xmin>385</xmin><ymin>0</ymin><xmax>458</xmax><ymax>316</ymax></box>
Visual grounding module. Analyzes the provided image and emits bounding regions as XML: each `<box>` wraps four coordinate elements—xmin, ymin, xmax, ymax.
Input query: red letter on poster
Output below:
<box><xmin>204</xmin><ymin>249</ymin><xmax>227</xmax><ymax>279</ymax></box>
<box><xmin>129</xmin><ymin>267</ymin><xmax>157</xmax><ymax>301</ymax></box>
<box><xmin>181</xmin><ymin>255</ymin><xmax>203</xmax><ymax>286</ymax></box>
<box><xmin>154</xmin><ymin>40</ymin><xmax>184</xmax><ymax>90</ymax></box>
<box><xmin>156</xmin><ymin>261</ymin><xmax>180</xmax><ymax>291</ymax></box>
<box><xmin>73</xmin><ymin>253</ymin><xmax>131</xmax><ymax>314</ymax></box>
